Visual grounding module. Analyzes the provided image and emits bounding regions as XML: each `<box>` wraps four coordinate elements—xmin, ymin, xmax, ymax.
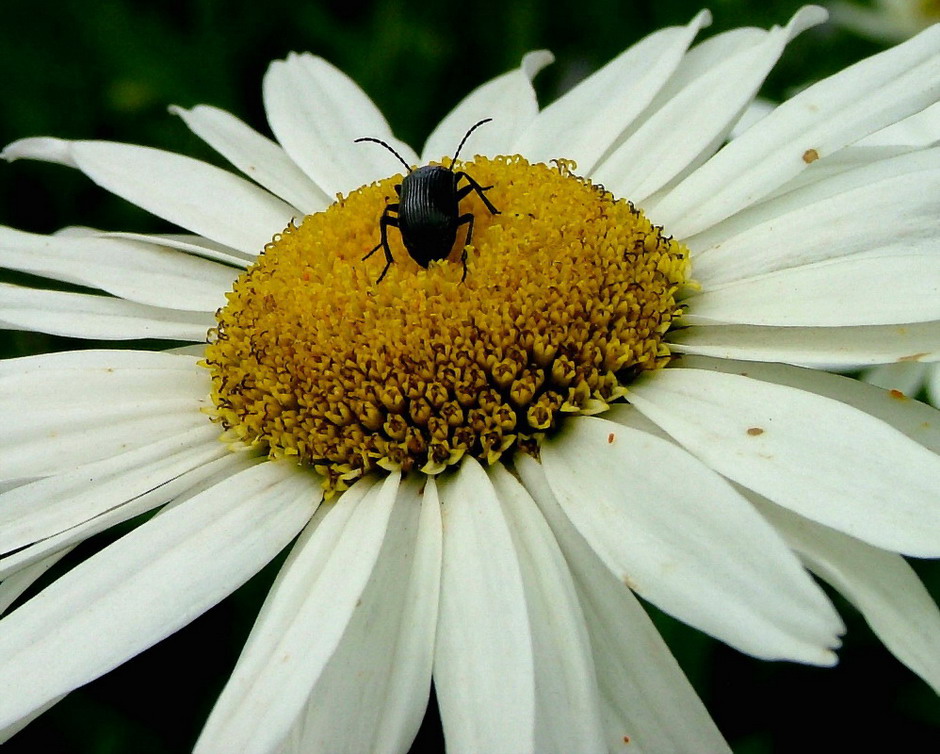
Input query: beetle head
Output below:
<box><xmin>355</xmin><ymin>118</ymin><xmax>494</xmax><ymax>174</ymax></box>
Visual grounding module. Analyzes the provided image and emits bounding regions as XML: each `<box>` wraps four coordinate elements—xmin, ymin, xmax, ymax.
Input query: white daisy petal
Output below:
<box><xmin>863</xmin><ymin>361</ymin><xmax>932</xmax><ymax>395</ymax></box>
<box><xmin>758</xmin><ymin>112</ymin><xmax>940</xmax><ymax>203</ymax></box>
<box><xmin>651</xmin><ymin>23</ymin><xmax>940</xmax><ymax>237</ymax></box>
<box><xmin>0</xmin><ymin>351</ymin><xmax>205</xmax><ymax>407</ymax></box>
<box><xmin>422</xmin><ymin>50</ymin><xmax>554</xmax><ymax>162</ymax></box>
<box><xmin>170</xmin><ymin>104</ymin><xmax>330</xmax><ymax>214</ymax></box>
<box><xmin>0</xmin><ymin>424</ymin><xmax>225</xmax><ymax>555</ymax></box>
<box><xmin>592</xmin><ymin>24</ymin><xmax>769</xmax><ymax>202</ymax></box>
<box><xmin>74</xmin><ymin>140</ymin><xmax>296</xmax><ymax>252</ymax></box>
<box><xmin>0</xmin><ymin>479</ymin><xmax>36</xmax><ymax>495</ymax></box>
<box><xmin>628</xmin><ymin>368</ymin><xmax>940</xmax><ymax>556</ymax></box>
<box><xmin>653</xmin><ymin>27</ymin><xmax>767</xmax><ymax>101</ymax></box>
<box><xmin>195</xmin><ymin>474</ymin><xmax>399</xmax><ymax>753</ymax></box>
<box><xmin>488</xmin><ymin>463</ymin><xmax>607</xmax><ymax>753</ymax></box>
<box><xmin>685</xmin><ymin>252</ymin><xmax>940</xmax><ymax>327</ymax></box>
<box><xmin>4</xmin><ymin>138</ymin><xmax>295</xmax><ymax>253</ymax></box>
<box><xmin>76</xmin><ymin>230</ymin><xmax>253</xmax><ymax>266</ymax></box>
<box><xmin>0</xmin><ymin>347</ymin><xmax>201</xmax><ymax>374</ymax></box>
<box><xmin>754</xmin><ymin>497</ymin><xmax>940</xmax><ymax>694</ymax></box>
<box><xmin>927</xmin><ymin>364</ymin><xmax>940</xmax><ymax>406</ymax></box>
<box><xmin>170</xmin><ymin>343</ymin><xmax>207</xmax><ymax>358</ymax></box>
<box><xmin>283</xmin><ymin>474</ymin><xmax>440</xmax><ymax>754</ymax></box>
<box><xmin>738</xmin><ymin>94</ymin><xmax>938</xmax><ymax>199</ymax></box>
<box><xmin>688</xmin><ymin>150</ymin><xmax>940</xmax><ymax>285</ymax></box>
<box><xmin>0</xmin><ymin>453</ymin><xmax>252</xmax><ymax>581</ymax></box>
<box><xmin>858</xmin><ymin>99</ymin><xmax>940</xmax><ymax>148</ymax></box>
<box><xmin>514</xmin><ymin>10</ymin><xmax>711</xmax><ymax>172</ymax></box>
<box><xmin>263</xmin><ymin>53</ymin><xmax>419</xmax><ymax>198</ymax></box>
<box><xmin>753</xmin><ymin>146</ymin><xmax>918</xmax><ymax>199</ymax></box>
<box><xmin>434</xmin><ymin>457</ymin><xmax>536</xmax><ymax>754</ymax></box>
<box><xmin>0</xmin><ymin>408</ymin><xmax>205</xmax><ymax>483</ymax></box>
<box><xmin>0</xmin><ymin>549</ymin><xmax>72</xmax><ymax>616</ymax></box>
<box><xmin>0</xmin><ymin>283</ymin><xmax>215</xmax><ymax>340</ymax></box>
<box><xmin>596</xmin><ymin>7</ymin><xmax>825</xmax><ymax>202</ymax></box>
<box><xmin>729</xmin><ymin>97</ymin><xmax>776</xmax><ymax>140</ymax></box>
<box><xmin>0</xmin><ymin>352</ymin><xmax>209</xmax><ymax>478</ymax></box>
<box><xmin>516</xmin><ymin>454</ymin><xmax>731</xmax><ymax>754</ymax></box>
<box><xmin>0</xmin><ymin>696</ymin><xmax>64</xmax><ymax>745</ymax></box>
<box><xmin>668</xmin><ymin>321</ymin><xmax>940</xmax><ymax>367</ymax></box>
<box><xmin>539</xmin><ymin>415</ymin><xmax>842</xmax><ymax>663</ymax></box>
<box><xmin>0</xmin><ymin>460</ymin><xmax>318</xmax><ymax>731</ymax></box>
<box><xmin>376</xmin><ymin>479</ymin><xmax>443</xmax><ymax>752</ymax></box>
<box><xmin>1</xmin><ymin>137</ymin><xmax>76</xmax><ymax>167</ymax></box>
<box><xmin>677</xmin><ymin>355</ymin><xmax>940</xmax><ymax>455</ymax></box>
<box><xmin>0</xmin><ymin>226</ymin><xmax>235</xmax><ymax>312</ymax></box>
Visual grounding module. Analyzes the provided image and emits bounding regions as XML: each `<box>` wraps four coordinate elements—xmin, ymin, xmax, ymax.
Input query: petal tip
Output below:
<box><xmin>521</xmin><ymin>49</ymin><xmax>555</xmax><ymax>79</ymax></box>
<box><xmin>789</xmin><ymin>4</ymin><xmax>831</xmax><ymax>33</ymax></box>
<box><xmin>1</xmin><ymin>137</ymin><xmax>76</xmax><ymax>168</ymax></box>
<box><xmin>693</xmin><ymin>8</ymin><xmax>713</xmax><ymax>29</ymax></box>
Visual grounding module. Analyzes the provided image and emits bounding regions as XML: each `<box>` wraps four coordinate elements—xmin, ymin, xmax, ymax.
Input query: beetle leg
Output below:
<box><xmin>454</xmin><ymin>172</ymin><xmax>500</xmax><ymax>215</ymax></box>
<box><xmin>456</xmin><ymin>212</ymin><xmax>475</xmax><ymax>282</ymax></box>
<box><xmin>363</xmin><ymin>205</ymin><xmax>399</xmax><ymax>283</ymax></box>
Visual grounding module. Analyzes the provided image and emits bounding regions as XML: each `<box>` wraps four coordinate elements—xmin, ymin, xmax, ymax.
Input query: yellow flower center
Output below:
<box><xmin>204</xmin><ymin>156</ymin><xmax>690</xmax><ymax>493</ymax></box>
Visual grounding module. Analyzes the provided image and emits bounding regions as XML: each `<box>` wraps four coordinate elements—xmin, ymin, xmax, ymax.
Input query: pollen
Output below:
<box><xmin>204</xmin><ymin>156</ymin><xmax>690</xmax><ymax>493</ymax></box>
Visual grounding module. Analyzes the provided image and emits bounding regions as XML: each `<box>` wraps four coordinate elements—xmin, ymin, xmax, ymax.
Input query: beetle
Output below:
<box><xmin>355</xmin><ymin>118</ymin><xmax>500</xmax><ymax>283</ymax></box>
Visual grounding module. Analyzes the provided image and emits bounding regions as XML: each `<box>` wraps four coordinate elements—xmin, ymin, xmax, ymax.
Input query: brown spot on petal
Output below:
<box><xmin>802</xmin><ymin>148</ymin><xmax>819</xmax><ymax>163</ymax></box>
<box><xmin>747</xmin><ymin>427</ymin><xmax>764</xmax><ymax>436</ymax></box>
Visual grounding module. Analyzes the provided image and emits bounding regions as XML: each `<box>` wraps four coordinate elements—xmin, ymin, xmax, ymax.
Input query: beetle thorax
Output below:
<box><xmin>400</xmin><ymin>166</ymin><xmax>460</xmax><ymax>215</ymax></box>
<box><xmin>397</xmin><ymin>166</ymin><xmax>461</xmax><ymax>264</ymax></box>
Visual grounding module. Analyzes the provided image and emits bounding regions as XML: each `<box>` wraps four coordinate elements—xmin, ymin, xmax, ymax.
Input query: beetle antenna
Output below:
<box><xmin>449</xmin><ymin>118</ymin><xmax>493</xmax><ymax>170</ymax></box>
<box><xmin>354</xmin><ymin>137</ymin><xmax>412</xmax><ymax>173</ymax></box>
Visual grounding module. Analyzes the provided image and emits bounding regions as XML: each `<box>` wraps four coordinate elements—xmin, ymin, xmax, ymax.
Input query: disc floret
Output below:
<box><xmin>205</xmin><ymin>156</ymin><xmax>690</xmax><ymax>493</ymax></box>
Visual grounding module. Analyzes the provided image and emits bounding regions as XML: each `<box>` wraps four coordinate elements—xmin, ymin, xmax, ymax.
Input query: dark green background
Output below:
<box><xmin>1</xmin><ymin>0</ymin><xmax>937</xmax><ymax>751</ymax></box>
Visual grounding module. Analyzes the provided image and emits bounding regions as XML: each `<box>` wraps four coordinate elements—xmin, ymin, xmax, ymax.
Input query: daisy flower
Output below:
<box><xmin>1</xmin><ymin>6</ymin><xmax>939</xmax><ymax>751</ymax></box>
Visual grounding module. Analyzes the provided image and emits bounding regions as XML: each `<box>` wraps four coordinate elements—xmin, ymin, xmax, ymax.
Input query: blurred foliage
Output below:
<box><xmin>0</xmin><ymin>0</ymin><xmax>936</xmax><ymax>752</ymax></box>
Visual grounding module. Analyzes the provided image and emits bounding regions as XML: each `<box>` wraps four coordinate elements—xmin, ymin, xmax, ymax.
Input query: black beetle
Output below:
<box><xmin>355</xmin><ymin>118</ymin><xmax>500</xmax><ymax>283</ymax></box>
